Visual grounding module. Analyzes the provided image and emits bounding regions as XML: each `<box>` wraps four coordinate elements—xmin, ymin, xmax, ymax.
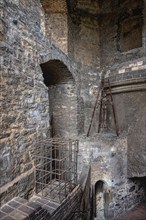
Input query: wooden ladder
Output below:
<box><xmin>87</xmin><ymin>79</ymin><xmax>119</xmax><ymax>137</ymax></box>
<box><xmin>87</xmin><ymin>79</ymin><xmax>104</xmax><ymax>137</ymax></box>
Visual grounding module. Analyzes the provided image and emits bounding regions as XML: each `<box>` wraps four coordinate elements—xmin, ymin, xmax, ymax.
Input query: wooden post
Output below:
<box><xmin>108</xmin><ymin>79</ymin><xmax>119</xmax><ymax>137</ymax></box>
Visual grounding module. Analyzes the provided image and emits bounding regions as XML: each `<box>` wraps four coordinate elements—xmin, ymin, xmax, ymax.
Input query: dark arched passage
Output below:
<box><xmin>92</xmin><ymin>180</ymin><xmax>112</xmax><ymax>220</ymax></box>
<box><xmin>94</xmin><ymin>180</ymin><xmax>105</xmax><ymax>219</ymax></box>
<box><xmin>41</xmin><ymin>59</ymin><xmax>75</xmax><ymax>86</ymax></box>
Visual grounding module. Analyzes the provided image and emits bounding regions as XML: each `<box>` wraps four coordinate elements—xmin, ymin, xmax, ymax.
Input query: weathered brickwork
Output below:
<box><xmin>99</xmin><ymin>0</ymin><xmax>145</xmax><ymax>67</ymax></box>
<box><xmin>1</xmin><ymin>0</ymin><xmax>47</xmax><ymax>203</ymax></box>
<box><xmin>67</xmin><ymin>0</ymin><xmax>103</xmax><ymax>135</ymax></box>
<box><xmin>45</xmin><ymin>13</ymin><xmax>68</xmax><ymax>54</ymax></box>
<box><xmin>1</xmin><ymin>0</ymin><xmax>146</xmax><ymax>219</ymax></box>
<box><xmin>105</xmin><ymin>58</ymin><xmax>146</xmax><ymax>78</ymax></box>
<box><xmin>0</xmin><ymin>197</ymin><xmax>48</xmax><ymax>220</ymax></box>
<box><xmin>0</xmin><ymin>0</ymin><xmax>80</xmax><ymax>205</ymax></box>
<box><xmin>41</xmin><ymin>0</ymin><xmax>68</xmax><ymax>54</ymax></box>
<box><xmin>0</xmin><ymin>184</ymin><xmax>83</xmax><ymax>220</ymax></box>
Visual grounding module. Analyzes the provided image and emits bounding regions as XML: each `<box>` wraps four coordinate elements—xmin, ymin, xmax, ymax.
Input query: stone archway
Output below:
<box><xmin>95</xmin><ymin>180</ymin><xmax>106</xmax><ymax>219</ymax></box>
<box><xmin>40</xmin><ymin>59</ymin><xmax>78</xmax><ymax>138</ymax></box>
<box><xmin>93</xmin><ymin>180</ymin><xmax>112</xmax><ymax>220</ymax></box>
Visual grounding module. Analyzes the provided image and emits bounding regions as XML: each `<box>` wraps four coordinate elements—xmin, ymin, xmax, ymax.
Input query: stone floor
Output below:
<box><xmin>115</xmin><ymin>202</ymin><xmax>146</xmax><ymax>220</ymax></box>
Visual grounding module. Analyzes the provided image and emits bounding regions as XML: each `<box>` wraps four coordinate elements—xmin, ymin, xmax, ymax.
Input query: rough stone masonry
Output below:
<box><xmin>0</xmin><ymin>0</ymin><xmax>146</xmax><ymax>219</ymax></box>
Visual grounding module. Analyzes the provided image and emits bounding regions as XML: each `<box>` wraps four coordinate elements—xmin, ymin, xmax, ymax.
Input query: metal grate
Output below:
<box><xmin>30</xmin><ymin>138</ymin><xmax>78</xmax><ymax>203</ymax></box>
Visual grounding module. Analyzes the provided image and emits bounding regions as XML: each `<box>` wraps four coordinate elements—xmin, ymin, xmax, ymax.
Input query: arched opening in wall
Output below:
<box><xmin>94</xmin><ymin>180</ymin><xmax>105</xmax><ymax>220</ymax></box>
<box><xmin>40</xmin><ymin>59</ymin><xmax>78</xmax><ymax>138</ymax></box>
<box><xmin>93</xmin><ymin>180</ymin><xmax>112</xmax><ymax>220</ymax></box>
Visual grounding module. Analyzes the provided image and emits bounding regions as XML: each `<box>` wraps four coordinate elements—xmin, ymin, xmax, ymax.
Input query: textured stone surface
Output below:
<box><xmin>41</xmin><ymin>0</ymin><xmax>68</xmax><ymax>54</ymax></box>
<box><xmin>0</xmin><ymin>184</ymin><xmax>83</xmax><ymax>220</ymax></box>
<box><xmin>106</xmin><ymin>88</ymin><xmax>146</xmax><ymax>177</ymax></box>
<box><xmin>77</xmin><ymin>134</ymin><xmax>145</xmax><ymax>218</ymax></box>
<box><xmin>1</xmin><ymin>0</ymin><xmax>146</xmax><ymax>219</ymax></box>
<box><xmin>0</xmin><ymin>0</ymin><xmax>79</xmax><ymax>204</ymax></box>
<box><xmin>99</xmin><ymin>0</ymin><xmax>145</xmax><ymax>67</ymax></box>
<box><xmin>127</xmin><ymin>107</ymin><xmax>146</xmax><ymax>177</ymax></box>
<box><xmin>0</xmin><ymin>197</ymin><xmax>47</xmax><ymax>220</ymax></box>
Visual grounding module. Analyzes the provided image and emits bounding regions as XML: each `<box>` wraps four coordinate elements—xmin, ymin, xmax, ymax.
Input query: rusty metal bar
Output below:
<box><xmin>30</xmin><ymin>138</ymin><xmax>78</xmax><ymax>203</ymax></box>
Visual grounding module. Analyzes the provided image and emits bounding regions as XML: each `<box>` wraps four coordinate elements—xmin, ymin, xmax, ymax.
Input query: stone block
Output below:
<box><xmin>1</xmin><ymin>206</ymin><xmax>14</xmax><ymax>214</ymax></box>
<box><xmin>17</xmin><ymin>205</ymin><xmax>34</xmax><ymax>217</ymax></box>
<box><xmin>8</xmin><ymin>200</ymin><xmax>21</xmax><ymax>209</ymax></box>
<box><xmin>0</xmin><ymin>211</ymin><xmax>6</xmax><ymax>219</ymax></box>
<box><xmin>9</xmin><ymin>210</ymin><xmax>28</xmax><ymax>220</ymax></box>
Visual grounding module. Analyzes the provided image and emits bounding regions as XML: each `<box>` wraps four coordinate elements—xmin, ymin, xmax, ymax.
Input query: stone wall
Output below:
<box><xmin>1</xmin><ymin>0</ymin><xmax>146</xmax><ymax>217</ymax></box>
<box><xmin>104</xmin><ymin>64</ymin><xmax>146</xmax><ymax>178</ymax></box>
<box><xmin>68</xmin><ymin>16</ymin><xmax>100</xmax><ymax>69</ymax></box>
<box><xmin>0</xmin><ymin>0</ymin><xmax>80</xmax><ymax>205</ymax></box>
<box><xmin>68</xmin><ymin>0</ymin><xmax>100</xmax><ymax>68</ymax></box>
<box><xmin>1</xmin><ymin>0</ymin><xmax>48</xmax><ymax>204</ymax></box>
<box><xmin>67</xmin><ymin>0</ymin><xmax>146</xmax><ymax>136</ymax></box>
<box><xmin>48</xmin><ymin>84</ymin><xmax>78</xmax><ymax>138</ymax></box>
<box><xmin>41</xmin><ymin>0</ymin><xmax>68</xmax><ymax>54</ymax></box>
<box><xmin>78</xmin><ymin>135</ymin><xmax>145</xmax><ymax>218</ymax></box>
<box><xmin>40</xmin><ymin>59</ymin><xmax>79</xmax><ymax>138</ymax></box>
<box><xmin>100</xmin><ymin>0</ymin><xmax>145</xmax><ymax>68</ymax></box>
<box><xmin>67</xmin><ymin>0</ymin><xmax>103</xmax><ymax>135</ymax></box>
<box><xmin>101</xmin><ymin>0</ymin><xmax>146</xmax><ymax>177</ymax></box>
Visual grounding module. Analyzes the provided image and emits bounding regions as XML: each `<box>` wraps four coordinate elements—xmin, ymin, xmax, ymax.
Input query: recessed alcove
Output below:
<box><xmin>117</xmin><ymin>0</ymin><xmax>143</xmax><ymax>52</ymax></box>
<box><xmin>93</xmin><ymin>180</ymin><xmax>110</xmax><ymax>219</ymax></box>
<box><xmin>95</xmin><ymin>180</ymin><xmax>105</xmax><ymax>219</ymax></box>
<box><xmin>120</xmin><ymin>16</ymin><xmax>143</xmax><ymax>52</ymax></box>
<box><xmin>40</xmin><ymin>59</ymin><xmax>78</xmax><ymax>138</ymax></box>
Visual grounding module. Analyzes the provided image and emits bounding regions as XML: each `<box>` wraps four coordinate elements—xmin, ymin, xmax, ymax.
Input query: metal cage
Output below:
<box><xmin>30</xmin><ymin>138</ymin><xmax>78</xmax><ymax>203</ymax></box>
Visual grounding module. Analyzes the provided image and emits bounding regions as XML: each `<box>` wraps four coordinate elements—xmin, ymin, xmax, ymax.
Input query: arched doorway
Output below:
<box><xmin>40</xmin><ymin>59</ymin><xmax>78</xmax><ymax>138</ymax></box>
<box><xmin>93</xmin><ymin>180</ymin><xmax>112</xmax><ymax>220</ymax></box>
<box><xmin>95</xmin><ymin>180</ymin><xmax>106</xmax><ymax>220</ymax></box>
